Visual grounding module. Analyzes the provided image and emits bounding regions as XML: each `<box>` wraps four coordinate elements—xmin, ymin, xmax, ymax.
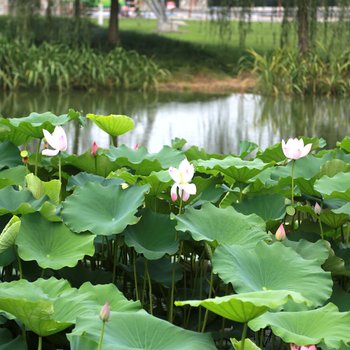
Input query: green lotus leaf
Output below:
<box><xmin>239</xmin><ymin>141</ymin><xmax>259</xmax><ymax>159</ymax></box>
<box><xmin>248</xmin><ymin>303</ymin><xmax>350</xmax><ymax>349</ymax></box>
<box><xmin>6</xmin><ymin>110</ymin><xmax>79</xmax><ymax>139</ymax></box>
<box><xmin>196</xmin><ymin>156</ymin><xmax>271</xmax><ymax>183</ymax></box>
<box><xmin>61</xmin><ymin>182</ymin><xmax>149</xmax><ymax>236</ymax></box>
<box><xmin>87</xmin><ymin>114</ymin><xmax>134</xmax><ymax>136</ymax></box>
<box><xmin>16</xmin><ymin>213</ymin><xmax>95</xmax><ymax>269</ymax></box>
<box><xmin>0</xmin><ymin>120</ymin><xmax>31</xmax><ymax>146</ymax></box>
<box><xmin>333</xmin><ymin>202</ymin><xmax>350</xmax><ymax>215</ymax></box>
<box><xmin>68</xmin><ymin>311</ymin><xmax>217</xmax><ymax>350</ymax></box>
<box><xmin>175</xmin><ymin>290</ymin><xmax>309</xmax><ymax>323</ymax></box>
<box><xmin>66</xmin><ymin>172</ymin><xmax>124</xmax><ymax>191</ymax></box>
<box><xmin>0</xmin><ymin>166</ymin><xmax>28</xmax><ymax>189</ymax></box>
<box><xmin>0</xmin><ymin>216</ymin><xmax>21</xmax><ymax>254</ymax></box>
<box><xmin>0</xmin><ymin>141</ymin><xmax>22</xmax><ymax>169</ymax></box>
<box><xmin>139</xmin><ymin>170</ymin><xmax>172</xmax><ymax>196</ymax></box>
<box><xmin>0</xmin><ymin>278</ymin><xmax>73</xmax><ymax>336</ymax></box>
<box><xmin>212</xmin><ymin>242</ymin><xmax>333</xmax><ymax>307</ymax></box>
<box><xmin>338</xmin><ymin>136</ymin><xmax>350</xmax><ymax>153</ymax></box>
<box><xmin>233</xmin><ymin>193</ymin><xmax>286</xmax><ymax>226</ymax></box>
<box><xmin>282</xmin><ymin>239</ymin><xmax>330</xmax><ymax>265</ymax></box>
<box><xmin>0</xmin><ymin>187</ymin><xmax>47</xmax><ymax>215</ymax></box>
<box><xmin>60</xmin><ymin>150</ymin><xmax>119</xmax><ymax>177</ymax></box>
<box><xmin>320</xmin><ymin>159</ymin><xmax>350</xmax><ymax>178</ymax></box>
<box><xmin>26</xmin><ymin>173</ymin><xmax>61</xmax><ymax>204</ymax></box>
<box><xmin>0</xmin><ymin>329</ymin><xmax>26</xmax><ymax>349</ymax></box>
<box><xmin>173</xmin><ymin>202</ymin><xmax>266</xmax><ymax>247</ymax></box>
<box><xmin>329</xmin><ymin>284</ymin><xmax>350</xmax><ymax>312</ymax></box>
<box><xmin>125</xmin><ymin>209</ymin><xmax>179</xmax><ymax>260</ymax></box>
<box><xmin>314</xmin><ymin>172</ymin><xmax>350</xmax><ymax>201</ymax></box>
<box><xmin>256</xmin><ymin>143</ymin><xmax>285</xmax><ymax>163</ymax></box>
<box><xmin>106</xmin><ymin>145</ymin><xmax>184</xmax><ymax>175</ymax></box>
<box><xmin>231</xmin><ymin>338</ymin><xmax>261</xmax><ymax>350</ymax></box>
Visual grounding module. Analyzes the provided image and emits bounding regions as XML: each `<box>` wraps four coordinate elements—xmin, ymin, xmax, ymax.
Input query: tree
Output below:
<box><xmin>108</xmin><ymin>0</ymin><xmax>120</xmax><ymax>45</ymax></box>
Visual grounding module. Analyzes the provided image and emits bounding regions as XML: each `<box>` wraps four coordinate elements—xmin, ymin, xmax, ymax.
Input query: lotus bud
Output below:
<box><xmin>275</xmin><ymin>223</ymin><xmax>286</xmax><ymax>241</ymax></box>
<box><xmin>290</xmin><ymin>345</ymin><xmax>299</xmax><ymax>350</ymax></box>
<box><xmin>134</xmin><ymin>143</ymin><xmax>139</xmax><ymax>150</ymax></box>
<box><xmin>99</xmin><ymin>302</ymin><xmax>110</xmax><ymax>322</ymax></box>
<box><xmin>91</xmin><ymin>141</ymin><xmax>99</xmax><ymax>157</ymax></box>
<box><xmin>301</xmin><ymin>346</ymin><xmax>317</xmax><ymax>350</ymax></box>
<box><xmin>314</xmin><ymin>202</ymin><xmax>321</xmax><ymax>215</ymax></box>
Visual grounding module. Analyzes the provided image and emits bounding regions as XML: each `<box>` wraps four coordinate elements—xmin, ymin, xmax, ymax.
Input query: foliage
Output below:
<box><xmin>245</xmin><ymin>48</ymin><xmax>350</xmax><ymax>96</ymax></box>
<box><xmin>0</xmin><ymin>110</ymin><xmax>349</xmax><ymax>349</ymax></box>
<box><xmin>0</xmin><ymin>40</ymin><xmax>166</xmax><ymax>91</ymax></box>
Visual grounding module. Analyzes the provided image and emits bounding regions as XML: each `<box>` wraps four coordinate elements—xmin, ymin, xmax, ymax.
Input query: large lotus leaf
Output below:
<box><xmin>0</xmin><ymin>141</ymin><xmax>21</xmax><ymax>169</ymax></box>
<box><xmin>0</xmin><ymin>187</ymin><xmax>47</xmax><ymax>215</ymax></box>
<box><xmin>0</xmin><ymin>278</ymin><xmax>73</xmax><ymax>336</ymax></box>
<box><xmin>26</xmin><ymin>173</ymin><xmax>61</xmax><ymax>204</ymax></box>
<box><xmin>212</xmin><ymin>242</ymin><xmax>332</xmax><ymax>307</ymax></box>
<box><xmin>314</xmin><ymin>172</ymin><xmax>350</xmax><ymax>201</ymax></box>
<box><xmin>0</xmin><ymin>216</ymin><xmax>20</xmax><ymax>254</ymax></box>
<box><xmin>66</xmin><ymin>172</ymin><xmax>124</xmax><ymax>191</ymax></box>
<box><xmin>173</xmin><ymin>202</ymin><xmax>266</xmax><ymax>247</ymax></box>
<box><xmin>0</xmin><ymin>329</ymin><xmax>26</xmax><ymax>350</ymax></box>
<box><xmin>6</xmin><ymin>110</ymin><xmax>79</xmax><ymax>139</ymax></box>
<box><xmin>16</xmin><ymin>213</ymin><xmax>95</xmax><ymax>269</ymax></box>
<box><xmin>139</xmin><ymin>170</ymin><xmax>172</xmax><ymax>196</ymax></box>
<box><xmin>239</xmin><ymin>141</ymin><xmax>259</xmax><ymax>159</ymax></box>
<box><xmin>0</xmin><ymin>120</ymin><xmax>31</xmax><ymax>146</ymax></box>
<box><xmin>231</xmin><ymin>338</ymin><xmax>261</xmax><ymax>350</ymax></box>
<box><xmin>106</xmin><ymin>145</ymin><xmax>184</xmax><ymax>175</ymax></box>
<box><xmin>196</xmin><ymin>157</ymin><xmax>271</xmax><ymax>183</ymax></box>
<box><xmin>62</xmin><ymin>182</ymin><xmax>149</xmax><ymax>236</ymax></box>
<box><xmin>282</xmin><ymin>239</ymin><xmax>330</xmax><ymax>265</ymax></box>
<box><xmin>124</xmin><ymin>209</ymin><xmax>179</xmax><ymax>260</ymax></box>
<box><xmin>68</xmin><ymin>311</ymin><xmax>217</xmax><ymax>350</ymax></box>
<box><xmin>87</xmin><ymin>114</ymin><xmax>134</xmax><ymax>136</ymax></box>
<box><xmin>175</xmin><ymin>290</ymin><xmax>309</xmax><ymax>323</ymax></box>
<box><xmin>248</xmin><ymin>303</ymin><xmax>350</xmax><ymax>349</ymax></box>
<box><xmin>60</xmin><ymin>150</ymin><xmax>119</xmax><ymax>177</ymax></box>
<box><xmin>320</xmin><ymin>159</ymin><xmax>350</xmax><ymax>178</ymax></box>
<box><xmin>233</xmin><ymin>193</ymin><xmax>286</xmax><ymax>225</ymax></box>
<box><xmin>0</xmin><ymin>166</ymin><xmax>28</xmax><ymax>189</ymax></box>
<box><xmin>338</xmin><ymin>136</ymin><xmax>350</xmax><ymax>153</ymax></box>
<box><xmin>333</xmin><ymin>202</ymin><xmax>350</xmax><ymax>215</ymax></box>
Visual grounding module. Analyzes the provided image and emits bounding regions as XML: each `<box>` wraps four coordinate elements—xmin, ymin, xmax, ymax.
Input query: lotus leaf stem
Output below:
<box><xmin>37</xmin><ymin>335</ymin><xmax>42</xmax><ymax>350</ymax></box>
<box><xmin>291</xmin><ymin>160</ymin><xmax>295</xmax><ymax>206</ymax></box>
<box><xmin>35</xmin><ymin>138</ymin><xmax>41</xmax><ymax>176</ymax></box>
<box><xmin>201</xmin><ymin>267</ymin><xmax>214</xmax><ymax>332</ymax></box>
<box><xmin>241</xmin><ymin>323</ymin><xmax>248</xmax><ymax>350</ymax></box>
<box><xmin>133</xmin><ymin>249</ymin><xmax>139</xmax><ymax>300</ymax></box>
<box><xmin>145</xmin><ymin>260</ymin><xmax>153</xmax><ymax>315</ymax></box>
<box><xmin>97</xmin><ymin>320</ymin><xmax>106</xmax><ymax>350</ymax></box>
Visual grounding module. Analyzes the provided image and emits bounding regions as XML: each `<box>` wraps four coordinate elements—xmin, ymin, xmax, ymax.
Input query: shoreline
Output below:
<box><xmin>158</xmin><ymin>73</ymin><xmax>257</xmax><ymax>94</ymax></box>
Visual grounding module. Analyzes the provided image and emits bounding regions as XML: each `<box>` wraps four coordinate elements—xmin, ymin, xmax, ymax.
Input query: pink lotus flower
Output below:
<box><xmin>134</xmin><ymin>143</ymin><xmax>139</xmax><ymax>150</ymax></box>
<box><xmin>99</xmin><ymin>302</ymin><xmax>110</xmax><ymax>322</ymax></box>
<box><xmin>91</xmin><ymin>141</ymin><xmax>99</xmax><ymax>156</ymax></box>
<box><xmin>169</xmin><ymin>158</ymin><xmax>196</xmax><ymax>202</ymax></box>
<box><xmin>42</xmin><ymin>126</ymin><xmax>67</xmax><ymax>156</ymax></box>
<box><xmin>282</xmin><ymin>138</ymin><xmax>312</xmax><ymax>160</ymax></box>
<box><xmin>314</xmin><ymin>202</ymin><xmax>321</xmax><ymax>215</ymax></box>
<box><xmin>275</xmin><ymin>223</ymin><xmax>286</xmax><ymax>241</ymax></box>
<box><xmin>290</xmin><ymin>344</ymin><xmax>317</xmax><ymax>350</ymax></box>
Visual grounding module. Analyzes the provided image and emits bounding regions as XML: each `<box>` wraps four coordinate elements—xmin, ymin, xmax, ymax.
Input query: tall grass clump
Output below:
<box><xmin>244</xmin><ymin>47</ymin><xmax>350</xmax><ymax>96</ymax></box>
<box><xmin>0</xmin><ymin>40</ymin><xmax>167</xmax><ymax>91</ymax></box>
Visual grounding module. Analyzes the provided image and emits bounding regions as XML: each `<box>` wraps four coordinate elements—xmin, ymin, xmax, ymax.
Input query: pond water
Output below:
<box><xmin>0</xmin><ymin>91</ymin><xmax>348</xmax><ymax>154</ymax></box>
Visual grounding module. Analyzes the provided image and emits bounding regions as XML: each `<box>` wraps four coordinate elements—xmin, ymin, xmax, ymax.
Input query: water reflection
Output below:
<box><xmin>0</xmin><ymin>91</ymin><xmax>348</xmax><ymax>154</ymax></box>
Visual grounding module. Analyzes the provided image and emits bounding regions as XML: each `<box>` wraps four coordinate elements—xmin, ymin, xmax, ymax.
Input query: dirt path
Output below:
<box><xmin>158</xmin><ymin>73</ymin><xmax>257</xmax><ymax>94</ymax></box>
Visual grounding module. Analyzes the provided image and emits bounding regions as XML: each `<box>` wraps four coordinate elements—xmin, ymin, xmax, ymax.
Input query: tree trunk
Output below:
<box><xmin>108</xmin><ymin>0</ymin><xmax>120</xmax><ymax>45</ymax></box>
<box><xmin>297</xmin><ymin>0</ymin><xmax>309</xmax><ymax>55</ymax></box>
<box><xmin>74</xmin><ymin>0</ymin><xmax>81</xmax><ymax>18</ymax></box>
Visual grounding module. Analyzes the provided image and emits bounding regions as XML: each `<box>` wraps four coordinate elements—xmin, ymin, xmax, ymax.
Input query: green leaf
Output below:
<box><xmin>0</xmin><ymin>216</ymin><xmax>21</xmax><ymax>254</ymax></box>
<box><xmin>125</xmin><ymin>209</ymin><xmax>179</xmax><ymax>260</ymax></box>
<box><xmin>239</xmin><ymin>141</ymin><xmax>259</xmax><ymax>159</ymax></box>
<box><xmin>0</xmin><ymin>329</ymin><xmax>26</xmax><ymax>350</ymax></box>
<box><xmin>175</xmin><ymin>290</ymin><xmax>309</xmax><ymax>323</ymax></box>
<box><xmin>314</xmin><ymin>172</ymin><xmax>350</xmax><ymax>201</ymax></box>
<box><xmin>173</xmin><ymin>202</ymin><xmax>266</xmax><ymax>247</ymax></box>
<box><xmin>338</xmin><ymin>136</ymin><xmax>350</xmax><ymax>153</ymax></box>
<box><xmin>0</xmin><ymin>166</ymin><xmax>28</xmax><ymax>189</ymax></box>
<box><xmin>231</xmin><ymin>338</ymin><xmax>261</xmax><ymax>350</ymax></box>
<box><xmin>16</xmin><ymin>213</ymin><xmax>95</xmax><ymax>270</ymax></box>
<box><xmin>248</xmin><ymin>303</ymin><xmax>350</xmax><ymax>349</ymax></box>
<box><xmin>333</xmin><ymin>202</ymin><xmax>350</xmax><ymax>215</ymax></box>
<box><xmin>87</xmin><ymin>114</ymin><xmax>134</xmax><ymax>136</ymax></box>
<box><xmin>68</xmin><ymin>311</ymin><xmax>217</xmax><ymax>350</ymax></box>
<box><xmin>233</xmin><ymin>193</ymin><xmax>286</xmax><ymax>224</ymax></box>
<box><xmin>0</xmin><ymin>141</ymin><xmax>22</xmax><ymax>169</ymax></box>
<box><xmin>62</xmin><ymin>182</ymin><xmax>149</xmax><ymax>236</ymax></box>
<box><xmin>319</xmin><ymin>159</ymin><xmax>350</xmax><ymax>178</ymax></box>
<box><xmin>212</xmin><ymin>242</ymin><xmax>333</xmax><ymax>307</ymax></box>
<box><xmin>196</xmin><ymin>157</ymin><xmax>271</xmax><ymax>183</ymax></box>
<box><xmin>26</xmin><ymin>173</ymin><xmax>61</xmax><ymax>204</ymax></box>
<box><xmin>0</xmin><ymin>187</ymin><xmax>46</xmax><ymax>215</ymax></box>
<box><xmin>66</xmin><ymin>172</ymin><xmax>124</xmax><ymax>191</ymax></box>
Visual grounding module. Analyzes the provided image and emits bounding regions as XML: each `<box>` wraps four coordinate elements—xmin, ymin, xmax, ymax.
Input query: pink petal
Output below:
<box><xmin>171</xmin><ymin>184</ymin><xmax>178</xmax><ymax>202</ymax></box>
<box><xmin>179</xmin><ymin>158</ymin><xmax>194</xmax><ymax>182</ymax></box>
<box><xmin>181</xmin><ymin>190</ymin><xmax>190</xmax><ymax>202</ymax></box>
<box><xmin>169</xmin><ymin>167</ymin><xmax>181</xmax><ymax>183</ymax></box>
<box><xmin>53</xmin><ymin>126</ymin><xmax>67</xmax><ymax>151</ymax></box>
<box><xmin>42</xmin><ymin>148</ymin><xmax>60</xmax><ymax>156</ymax></box>
<box><xmin>290</xmin><ymin>345</ymin><xmax>299</xmax><ymax>350</ymax></box>
<box><xmin>275</xmin><ymin>223</ymin><xmax>286</xmax><ymax>240</ymax></box>
<box><xmin>300</xmin><ymin>143</ymin><xmax>312</xmax><ymax>158</ymax></box>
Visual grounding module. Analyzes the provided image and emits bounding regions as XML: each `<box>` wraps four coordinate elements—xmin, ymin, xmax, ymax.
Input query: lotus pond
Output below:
<box><xmin>0</xmin><ymin>109</ymin><xmax>350</xmax><ymax>350</ymax></box>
